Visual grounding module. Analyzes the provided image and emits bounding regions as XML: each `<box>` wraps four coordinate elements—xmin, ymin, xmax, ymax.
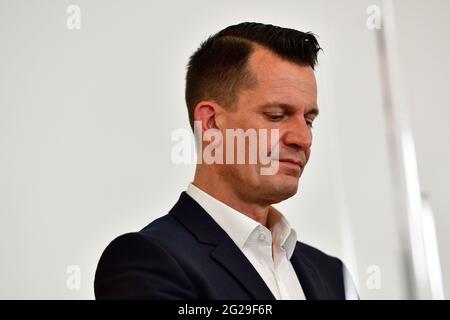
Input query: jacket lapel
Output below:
<box><xmin>210</xmin><ymin>243</ymin><xmax>275</xmax><ymax>299</ymax></box>
<box><xmin>290</xmin><ymin>245</ymin><xmax>330</xmax><ymax>300</ymax></box>
<box><xmin>170</xmin><ymin>192</ymin><xmax>275</xmax><ymax>300</ymax></box>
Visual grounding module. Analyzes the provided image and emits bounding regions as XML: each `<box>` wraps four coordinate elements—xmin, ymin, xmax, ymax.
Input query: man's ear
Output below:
<box><xmin>193</xmin><ymin>101</ymin><xmax>222</xmax><ymax>132</ymax></box>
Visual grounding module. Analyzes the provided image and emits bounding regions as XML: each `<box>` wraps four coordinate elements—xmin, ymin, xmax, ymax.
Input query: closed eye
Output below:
<box><xmin>265</xmin><ymin>113</ymin><xmax>286</xmax><ymax>122</ymax></box>
<box><xmin>264</xmin><ymin>112</ymin><xmax>315</xmax><ymax>128</ymax></box>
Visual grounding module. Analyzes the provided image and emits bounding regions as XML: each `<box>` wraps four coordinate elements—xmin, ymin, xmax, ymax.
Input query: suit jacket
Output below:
<box><xmin>94</xmin><ymin>191</ymin><xmax>354</xmax><ymax>299</ymax></box>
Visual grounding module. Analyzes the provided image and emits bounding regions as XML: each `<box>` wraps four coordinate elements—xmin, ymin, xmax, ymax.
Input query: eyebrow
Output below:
<box><xmin>258</xmin><ymin>102</ymin><xmax>319</xmax><ymax>117</ymax></box>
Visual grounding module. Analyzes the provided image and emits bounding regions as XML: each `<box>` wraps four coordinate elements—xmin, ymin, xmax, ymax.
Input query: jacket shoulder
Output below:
<box><xmin>94</xmin><ymin>215</ymin><xmax>199</xmax><ymax>299</ymax></box>
<box><xmin>296</xmin><ymin>241</ymin><xmax>343</xmax><ymax>269</ymax></box>
<box><xmin>295</xmin><ymin>241</ymin><xmax>359</xmax><ymax>299</ymax></box>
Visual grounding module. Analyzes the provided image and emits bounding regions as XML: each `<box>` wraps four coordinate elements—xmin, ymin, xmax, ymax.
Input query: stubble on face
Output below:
<box><xmin>214</xmin><ymin>46</ymin><xmax>318</xmax><ymax>205</ymax></box>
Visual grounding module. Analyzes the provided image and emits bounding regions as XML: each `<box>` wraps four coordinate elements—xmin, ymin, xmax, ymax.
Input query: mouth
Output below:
<box><xmin>278</xmin><ymin>158</ymin><xmax>304</xmax><ymax>169</ymax></box>
<box><xmin>275</xmin><ymin>159</ymin><xmax>304</xmax><ymax>174</ymax></box>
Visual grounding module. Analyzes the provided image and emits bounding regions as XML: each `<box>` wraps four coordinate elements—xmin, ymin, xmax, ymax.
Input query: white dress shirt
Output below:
<box><xmin>186</xmin><ymin>182</ymin><xmax>306</xmax><ymax>300</ymax></box>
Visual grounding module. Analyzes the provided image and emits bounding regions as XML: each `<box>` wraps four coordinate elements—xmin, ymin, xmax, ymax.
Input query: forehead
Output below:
<box><xmin>246</xmin><ymin>47</ymin><xmax>317</xmax><ymax>106</ymax></box>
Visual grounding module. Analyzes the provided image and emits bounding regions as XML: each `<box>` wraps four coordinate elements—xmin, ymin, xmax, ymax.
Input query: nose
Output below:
<box><xmin>281</xmin><ymin>115</ymin><xmax>312</xmax><ymax>152</ymax></box>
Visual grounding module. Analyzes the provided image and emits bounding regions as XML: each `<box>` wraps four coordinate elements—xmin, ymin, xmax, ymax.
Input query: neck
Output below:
<box><xmin>192</xmin><ymin>166</ymin><xmax>271</xmax><ymax>227</ymax></box>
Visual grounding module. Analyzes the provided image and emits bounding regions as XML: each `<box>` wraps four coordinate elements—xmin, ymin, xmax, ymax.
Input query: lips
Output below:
<box><xmin>278</xmin><ymin>158</ymin><xmax>304</xmax><ymax>168</ymax></box>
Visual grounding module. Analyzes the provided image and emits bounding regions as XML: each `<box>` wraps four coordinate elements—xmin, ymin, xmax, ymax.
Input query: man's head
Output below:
<box><xmin>185</xmin><ymin>22</ymin><xmax>321</xmax><ymax>205</ymax></box>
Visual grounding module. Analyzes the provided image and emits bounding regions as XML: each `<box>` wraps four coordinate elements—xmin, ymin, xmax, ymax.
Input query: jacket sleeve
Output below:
<box><xmin>94</xmin><ymin>232</ymin><xmax>198</xmax><ymax>299</ymax></box>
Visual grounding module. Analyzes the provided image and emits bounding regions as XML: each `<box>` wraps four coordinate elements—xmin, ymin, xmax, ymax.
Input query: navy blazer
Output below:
<box><xmin>94</xmin><ymin>191</ymin><xmax>354</xmax><ymax>299</ymax></box>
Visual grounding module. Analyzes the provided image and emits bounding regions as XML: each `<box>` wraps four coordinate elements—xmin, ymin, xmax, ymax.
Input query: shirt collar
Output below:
<box><xmin>186</xmin><ymin>182</ymin><xmax>298</xmax><ymax>259</ymax></box>
<box><xmin>186</xmin><ymin>182</ymin><xmax>258</xmax><ymax>249</ymax></box>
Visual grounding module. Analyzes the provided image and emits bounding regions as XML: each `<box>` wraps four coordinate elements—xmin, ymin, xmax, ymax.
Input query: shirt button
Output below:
<box><xmin>258</xmin><ymin>233</ymin><xmax>266</xmax><ymax>241</ymax></box>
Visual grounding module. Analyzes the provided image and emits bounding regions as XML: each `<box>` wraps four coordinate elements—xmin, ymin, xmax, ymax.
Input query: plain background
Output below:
<box><xmin>0</xmin><ymin>0</ymin><xmax>449</xmax><ymax>299</ymax></box>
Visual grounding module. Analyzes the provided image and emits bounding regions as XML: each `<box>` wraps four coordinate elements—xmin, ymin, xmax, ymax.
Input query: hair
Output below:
<box><xmin>185</xmin><ymin>22</ymin><xmax>322</xmax><ymax>131</ymax></box>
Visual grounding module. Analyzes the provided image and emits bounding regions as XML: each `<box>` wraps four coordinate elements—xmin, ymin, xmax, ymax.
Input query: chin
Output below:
<box><xmin>264</xmin><ymin>176</ymin><xmax>299</xmax><ymax>203</ymax></box>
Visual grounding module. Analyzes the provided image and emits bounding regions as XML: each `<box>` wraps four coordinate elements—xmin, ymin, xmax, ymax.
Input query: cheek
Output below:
<box><xmin>305</xmin><ymin>148</ymin><xmax>311</xmax><ymax>162</ymax></box>
<box><xmin>267</xmin><ymin>129</ymin><xmax>281</xmax><ymax>156</ymax></box>
<box><xmin>249</xmin><ymin>128</ymin><xmax>279</xmax><ymax>160</ymax></box>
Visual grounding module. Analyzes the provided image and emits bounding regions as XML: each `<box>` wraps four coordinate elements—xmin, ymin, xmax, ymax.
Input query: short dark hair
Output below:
<box><xmin>185</xmin><ymin>22</ymin><xmax>322</xmax><ymax>131</ymax></box>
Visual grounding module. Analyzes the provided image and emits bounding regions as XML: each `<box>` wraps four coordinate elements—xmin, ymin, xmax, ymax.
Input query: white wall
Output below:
<box><xmin>0</xmin><ymin>0</ymin><xmax>446</xmax><ymax>299</ymax></box>
<box><xmin>392</xmin><ymin>0</ymin><xmax>450</xmax><ymax>298</ymax></box>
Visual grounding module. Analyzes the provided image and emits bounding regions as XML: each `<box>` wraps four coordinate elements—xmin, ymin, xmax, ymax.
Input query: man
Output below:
<box><xmin>94</xmin><ymin>22</ymin><xmax>358</xmax><ymax>300</ymax></box>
